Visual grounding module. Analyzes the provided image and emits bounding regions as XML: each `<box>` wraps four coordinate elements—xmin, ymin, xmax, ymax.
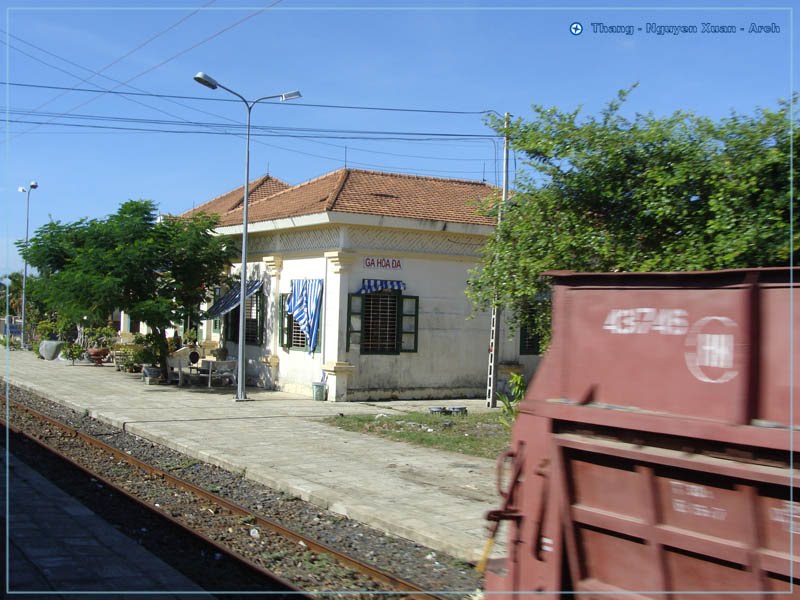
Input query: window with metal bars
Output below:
<box><xmin>211</xmin><ymin>288</ymin><xmax>221</xmax><ymax>333</ymax></box>
<box><xmin>347</xmin><ymin>291</ymin><xmax>418</xmax><ymax>355</ymax></box>
<box><xmin>279</xmin><ymin>293</ymin><xmax>320</xmax><ymax>351</ymax></box>
<box><xmin>518</xmin><ymin>299</ymin><xmax>545</xmax><ymax>355</ymax></box>
<box><xmin>519</xmin><ymin>303</ymin><xmax>541</xmax><ymax>355</ymax></box>
<box><xmin>224</xmin><ymin>292</ymin><xmax>264</xmax><ymax>346</ymax></box>
<box><xmin>519</xmin><ymin>325</ymin><xmax>541</xmax><ymax>355</ymax></box>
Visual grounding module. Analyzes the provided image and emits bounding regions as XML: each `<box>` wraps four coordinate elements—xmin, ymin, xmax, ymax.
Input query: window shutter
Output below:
<box><xmin>400</xmin><ymin>295</ymin><xmax>419</xmax><ymax>353</ymax></box>
<box><xmin>280</xmin><ymin>294</ymin><xmax>289</xmax><ymax>348</ymax></box>
<box><xmin>257</xmin><ymin>293</ymin><xmax>265</xmax><ymax>346</ymax></box>
<box><xmin>347</xmin><ymin>293</ymin><xmax>362</xmax><ymax>351</ymax></box>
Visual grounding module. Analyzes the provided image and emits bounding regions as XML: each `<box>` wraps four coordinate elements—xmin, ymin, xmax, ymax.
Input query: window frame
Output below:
<box><xmin>211</xmin><ymin>287</ymin><xmax>221</xmax><ymax>333</ymax></box>
<box><xmin>518</xmin><ymin>297</ymin><xmax>546</xmax><ymax>356</ymax></box>
<box><xmin>347</xmin><ymin>290</ymin><xmax>419</xmax><ymax>355</ymax></box>
<box><xmin>279</xmin><ymin>292</ymin><xmax>321</xmax><ymax>352</ymax></box>
<box><xmin>224</xmin><ymin>291</ymin><xmax>264</xmax><ymax>346</ymax></box>
<box><xmin>519</xmin><ymin>321</ymin><xmax>541</xmax><ymax>355</ymax></box>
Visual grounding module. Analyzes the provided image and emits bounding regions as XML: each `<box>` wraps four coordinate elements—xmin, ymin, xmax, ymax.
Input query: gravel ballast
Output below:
<box><xmin>4</xmin><ymin>381</ymin><xmax>484</xmax><ymax>596</ymax></box>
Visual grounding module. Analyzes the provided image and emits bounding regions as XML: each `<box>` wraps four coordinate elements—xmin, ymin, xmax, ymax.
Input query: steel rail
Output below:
<box><xmin>4</xmin><ymin>398</ymin><xmax>449</xmax><ymax>600</ymax></box>
<box><xmin>3</xmin><ymin>413</ymin><xmax>307</xmax><ymax>598</ymax></box>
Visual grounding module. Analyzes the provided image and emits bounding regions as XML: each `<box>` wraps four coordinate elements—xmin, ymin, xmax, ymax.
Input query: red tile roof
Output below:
<box><xmin>215</xmin><ymin>169</ymin><xmax>497</xmax><ymax>227</ymax></box>
<box><xmin>182</xmin><ymin>175</ymin><xmax>290</xmax><ymax>219</ymax></box>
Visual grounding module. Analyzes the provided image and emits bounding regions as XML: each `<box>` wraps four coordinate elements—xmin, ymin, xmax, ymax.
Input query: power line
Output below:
<box><xmin>20</xmin><ymin>0</ymin><xmax>216</xmax><ymax>116</ymax></box>
<box><xmin>4</xmin><ymin>81</ymin><xmax>497</xmax><ymax>116</ymax></box>
<box><xmin>2</xmin><ymin>40</ymin><xmax>498</xmax><ymax>165</ymax></box>
<box><xmin>1</xmin><ymin>1</ymin><xmax>282</xmax><ymax>139</ymax></box>
<box><xmin>6</xmin><ymin>119</ymin><xmax>498</xmax><ymax>176</ymax></box>
<box><xmin>1</xmin><ymin>34</ymin><xmax>326</xmax><ymax>159</ymax></box>
<box><xmin>1</xmin><ymin>37</ymin><xmax>233</xmax><ymax>136</ymax></box>
<box><xmin>3</xmin><ymin>12</ymin><xmax>502</xmax><ymax>176</ymax></box>
<box><xmin>3</xmin><ymin>106</ymin><xmax>498</xmax><ymax>139</ymax></box>
<box><xmin>5</xmin><ymin>117</ymin><xmax>497</xmax><ymax>141</ymax></box>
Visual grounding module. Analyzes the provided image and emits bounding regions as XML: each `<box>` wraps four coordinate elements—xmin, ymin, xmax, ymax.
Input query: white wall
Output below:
<box><xmin>272</xmin><ymin>256</ymin><xmax>327</xmax><ymax>395</ymax></box>
<box><xmin>342</xmin><ymin>256</ymin><xmax>491</xmax><ymax>400</ymax></box>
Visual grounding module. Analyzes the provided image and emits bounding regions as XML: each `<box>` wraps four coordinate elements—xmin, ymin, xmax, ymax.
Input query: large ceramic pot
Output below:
<box><xmin>39</xmin><ymin>340</ymin><xmax>64</xmax><ymax>361</ymax></box>
<box><xmin>86</xmin><ymin>347</ymin><xmax>110</xmax><ymax>366</ymax></box>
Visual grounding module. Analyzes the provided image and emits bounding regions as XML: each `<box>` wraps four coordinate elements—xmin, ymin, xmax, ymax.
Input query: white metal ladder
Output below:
<box><xmin>486</xmin><ymin>306</ymin><xmax>500</xmax><ymax>408</ymax></box>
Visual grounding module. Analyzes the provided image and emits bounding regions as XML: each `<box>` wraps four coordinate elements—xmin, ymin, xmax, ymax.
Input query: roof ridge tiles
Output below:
<box><xmin>225</xmin><ymin>169</ymin><xmax>347</xmax><ymax>216</ymax></box>
<box><xmin>182</xmin><ymin>174</ymin><xmax>289</xmax><ymax>218</ymax></box>
<box><xmin>326</xmin><ymin>169</ymin><xmax>351</xmax><ymax>211</ymax></box>
<box><xmin>215</xmin><ymin>174</ymin><xmax>284</xmax><ymax>207</ymax></box>
<box><xmin>224</xmin><ymin>174</ymin><xmax>278</xmax><ymax>213</ymax></box>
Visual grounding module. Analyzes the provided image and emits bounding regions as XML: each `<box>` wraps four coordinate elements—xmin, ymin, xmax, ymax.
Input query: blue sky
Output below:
<box><xmin>2</xmin><ymin>0</ymin><xmax>796</xmax><ymax>274</ymax></box>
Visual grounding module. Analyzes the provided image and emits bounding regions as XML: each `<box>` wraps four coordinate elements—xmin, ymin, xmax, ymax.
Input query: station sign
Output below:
<box><xmin>363</xmin><ymin>256</ymin><xmax>403</xmax><ymax>270</ymax></box>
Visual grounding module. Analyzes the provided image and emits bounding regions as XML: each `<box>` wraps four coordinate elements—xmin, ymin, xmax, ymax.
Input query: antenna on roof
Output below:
<box><xmin>482</xmin><ymin>162</ymin><xmax>486</xmax><ymax>183</ymax></box>
<box><xmin>344</xmin><ymin>146</ymin><xmax>348</xmax><ymax>168</ymax></box>
<box><xmin>266</xmin><ymin>161</ymin><xmax>270</xmax><ymax>178</ymax></box>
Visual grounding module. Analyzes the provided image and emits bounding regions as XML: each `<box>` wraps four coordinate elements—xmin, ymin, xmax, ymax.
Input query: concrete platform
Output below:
<box><xmin>2</xmin><ymin>349</ymin><xmax>505</xmax><ymax>563</ymax></box>
<box><xmin>4</xmin><ymin>450</ymin><xmax>212</xmax><ymax>598</ymax></box>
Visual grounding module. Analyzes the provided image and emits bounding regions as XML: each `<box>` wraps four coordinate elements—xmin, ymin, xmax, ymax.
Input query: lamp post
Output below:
<box><xmin>193</xmin><ymin>72</ymin><xmax>301</xmax><ymax>401</ymax></box>
<box><xmin>17</xmin><ymin>181</ymin><xmax>38</xmax><ymax>350</ymax></box>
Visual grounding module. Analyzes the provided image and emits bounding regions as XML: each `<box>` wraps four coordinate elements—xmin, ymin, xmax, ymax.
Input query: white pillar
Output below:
<box><xmin>322</xmin><ymin>251</ymin><xmax>356</xmax><ymax>401</ymax></box>
<box><xmin>263</xmin><ymin>255</ymin><xmax>283</xmax><ymax>388</ymax></box>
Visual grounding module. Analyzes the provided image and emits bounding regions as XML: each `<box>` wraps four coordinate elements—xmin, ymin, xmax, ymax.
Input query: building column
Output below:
<box><xmin>263</xmin><ymin>255</ymin><xmax>283</xmax><ymax>388</ymax></box>
<box><xmin>322</xmin><ymin>250</ymin><xmax>356</xmax><ymax>402</ymax></box>
<box><xmin>119</xmin><ymin>311</ymin><xmax>130</xmax><ymax>336</ymax></box>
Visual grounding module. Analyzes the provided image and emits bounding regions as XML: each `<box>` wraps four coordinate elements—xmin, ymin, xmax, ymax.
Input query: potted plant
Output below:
<box><xmin>210</xmin><ymin>346</ymin><xmax>228</xmax><ymax>360</ymax></box>
<box><xmin>85</xmin><ymin>326</ymin><xmax>117</xmax><ymax>365</ymax></box>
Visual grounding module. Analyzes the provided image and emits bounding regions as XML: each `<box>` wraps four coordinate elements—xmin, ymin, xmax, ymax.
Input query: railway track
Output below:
<box><xmin>3</xmin><ymin>397</ymin><xmax>452</xmax><ymax>599</ymax></box>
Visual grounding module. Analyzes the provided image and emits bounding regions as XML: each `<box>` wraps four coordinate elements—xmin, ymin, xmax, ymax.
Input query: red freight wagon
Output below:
<box><xmin>483</xmin><ymin>268</ymin><xmax>798</xmax><ymax>599</ymax></box>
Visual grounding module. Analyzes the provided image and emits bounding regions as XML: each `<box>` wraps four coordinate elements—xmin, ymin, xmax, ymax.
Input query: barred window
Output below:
<box><xmin>225</xmin><ymin>292</ymin><xmax>264</xmax><ymax>346</ymax></box>
<box><xmin>519</xmin><ymin>298</ymin><xmax>546</xmax><ymax>356</ymax></box>
<box><xmin>279</xmin><ymin>293</ymin><xmax>319</xmax><ymax>350</ymax></box>
<box><xmin>347</xmin><ymin>291</ymin><xmax>418</xmax><ymax>355</ymax></box>
<box><xmin>211</xmin><ymin>287</ymin><xmax>221</xmax><ymax>333</ymax></box>
<box><xmin>519</xmin><ymin>325</ymin><xmax>541</xmax><ymax>355</ymax></box>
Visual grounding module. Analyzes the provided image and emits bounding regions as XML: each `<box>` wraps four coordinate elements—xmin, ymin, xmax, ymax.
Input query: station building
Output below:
<box><xmin>169</xmin><ymin>168</ymin><xmax>538</xmax><ymax>401</ymax></box>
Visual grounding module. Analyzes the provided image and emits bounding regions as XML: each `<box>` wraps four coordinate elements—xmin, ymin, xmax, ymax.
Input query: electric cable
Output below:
<box><xmin>20</xmin><ymin>0</ymin><xmax>216</xmax><ymax>116</ymax></box>
<box><xmin>4</xmin><ymin>82</ymin><xmax>497</xmax><ymax>116</ymax></box>
<box><xmin>5</xmin><ymin>118</ymin><xmax>496</xmax><ymax>177</ymax></box>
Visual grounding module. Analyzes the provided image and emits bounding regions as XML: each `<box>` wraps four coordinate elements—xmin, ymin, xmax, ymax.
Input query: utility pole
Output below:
<box><xmin>486</xmin><ymin>113</ymin><xmax>510</xmax><ymax>408</ymax></box>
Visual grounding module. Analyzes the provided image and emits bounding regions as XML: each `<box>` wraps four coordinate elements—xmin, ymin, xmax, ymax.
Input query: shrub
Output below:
<box><xmin>496</xmin><ymin>372</ymin><xmax>527</xmax><ymax>430</ymax></box>
<box><xmin>131</xmin><ymin>336</ymin><xmax>159</xmax><ymax>367</ymax></box>
<box><xmin>36</xmin><ymin>320</ymin><xmax>58</xmax><ymax>341</ymax></box>
<box><xmin>0</xmin><ymin>335</ymin><xmax>21</xmax><ymax>350</ymax></box>
<box><xmin>184</xmin><ymin>328</ymin><xmax>198</xmax><ymax>345</ymax></box>
<box><xmin>85</xmin><ymin>326</ymin><xmax>117</xmax><ymax>348</ymax></box>
<box><xmin>63</xmin><ymin>343</ymin><xmax>85</xmax><ymax>365</ymax></box>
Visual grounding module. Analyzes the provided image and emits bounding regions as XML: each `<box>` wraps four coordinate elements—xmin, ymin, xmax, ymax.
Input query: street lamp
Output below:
<box><xmin>193</xmin><ymin>72</ymin><xmax>301</xmax><ymax>401</ymax></box>
<box><xmin>17</xmin><ymin>181</ymin><xmax>38</xmax><ymax>350</ymax></box>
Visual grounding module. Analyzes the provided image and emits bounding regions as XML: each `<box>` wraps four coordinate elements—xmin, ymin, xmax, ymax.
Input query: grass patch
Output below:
<box><xmin>324</xmin><ymin>411</ymin><xmax>510</xmax><ymax>459</ymax></box>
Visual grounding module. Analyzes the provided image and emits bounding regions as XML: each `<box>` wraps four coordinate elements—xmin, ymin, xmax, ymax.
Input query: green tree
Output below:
<box><xmin>19</xmin><ymin>200</ymin><xmax>236</xmax><ymax>376</ymax></box>
<box><xmin>467</xmin><ymin>87</ymin><xmax>798</xmax><ymax>343</ymax></box>
<box><xmin>1</xmin><ymin>272</ymin><xmax>23</xmax><ymax>315</ymax></box>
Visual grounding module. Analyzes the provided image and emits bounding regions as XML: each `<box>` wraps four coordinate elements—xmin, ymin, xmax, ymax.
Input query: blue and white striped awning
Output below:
<box><xmin>355</xmin><ymin>279</ymin><xmax>406</xmax><ymax>294</ymax></box>
<box><xmin>205</xmin><ymin>280</ymin><xmax>263</xmax><ymax>318</ymax></box>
